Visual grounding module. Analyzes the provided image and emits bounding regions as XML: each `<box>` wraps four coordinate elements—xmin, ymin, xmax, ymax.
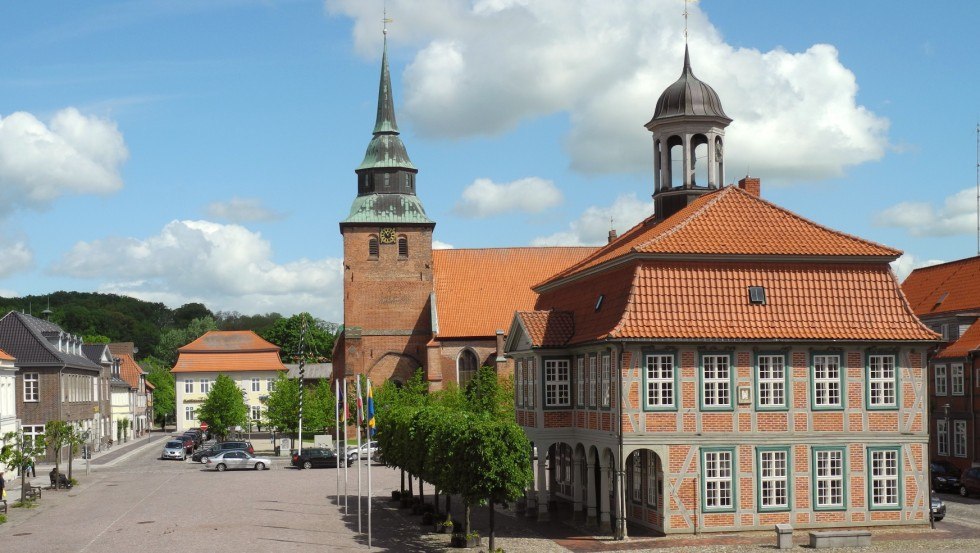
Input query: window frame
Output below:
<box><xmin>934</xmin><ymin>364</ymin><xmax>947</xmax><ymax>396</ymax></box>
<box><xmin>642</xmin><ymin>351</ymin><xmax>677</xmax><ymax>411</ymax></box>
<box><xmin>756</xmin><ymin>446</ymin><xmax>791</xmax><ymax>512</ymax></box>
<box><xmin>542</xmin><ymin>357</ymin><xmax>571</xmax><ymax>408</ymax></box>
<box><xmin>368</xmin><ymin>236</ymin><xmax>379</xmax><ymax>259</ymax></box>
<box><xmin>754</xmin><ymin>352</ymin><xmax>788</xmax><ymax>411</ymax></box>
<box><xmin>699</xmin><ymin>353</ymin><xmax>734</xmax><ymax>411</ymax></box>
<box><xmin>397</xmin><ymin>236</ymin><xmax>408</xmax><ymax>258</ymax></box>
<box><xmin>185</xmin><ymin>406</ymin><xmax>195</xmax><ymax>422</ymax></box>
<box><xmin>457</xmin><ymin>349</ymin><xmax>479</xmax><ymax>390</ymax></box>
<box><xmin>867</xmin><ymin>446</ymin><xmax>902</xmax><ymax>511</ymax></box>
<box><xmin>251</xmin><ymin>377</ymin><xmax>260</xmax><ymax>392</ymax></box>
<box><xmin>700</xmin><ymin>446</ymin><xmax>736</xmax><ymax>513</ymax></box>
<box><xmin>866</xmin><ymin>353</ymin><xmax>898</xmax><ymax>410</ymax></box>
<box><xmin>575</xmin><ymin>356</ymin><xmax>585</xmax><ymax>407</ymax></box>
<box><xmin>937</xmin><ymin>419</ymin><xmax>949</xmax><ymax>456</ymax></box>
<box><xmin>527</xmin><ymin>358</ymin><xmax>536</xmax><ymax>409</ymax></box>
<box><xmin>250</xmin><ymin>405</ymin><xmax>262</xmax><ymax>420</ymax></box>
<box><xmin>600</xmin><ymin>353</ymin><xmax>611</xmax><ymax>409</ymax></box>
<box><xmin>630</xmin><ymin>455</ymin><xmax>642</xmax><ymax>503</ymax></box>
<box><xmin>23</xmin><ymin>372</ymin><xmax>39</xmax><ymax>402</ymax></box>
<box><xmin>953</xmin><ymin>420</ymin><xmax>967</xmax><ymax>458</ymax></box>
<box><xmin>812</xmin><ymin>446</ymin><xmax>847</xmax><ymax>511</ymax></box>
<box><xmin>951</xmin><ymin>364</ymin><xmax>965</xmax><ymax>396</ymax></box>
<box><xmin>811</xmin><ymin>353</ymin><xmax>844</xmax><ymax>411</ymax></box>
<box><xmin>588</xmin><ymin>354</ymin><xmax>597</xmax><ymax>408</ymax></box>
<box><xmin>516</xmin><ymin>359</ymin><xmax>525</xmax><ymax>407</ymax></box>
<box><xmin>646</xmin><ymin>451</ymin><xmax>658</xmax><ymax>508</ymax></box>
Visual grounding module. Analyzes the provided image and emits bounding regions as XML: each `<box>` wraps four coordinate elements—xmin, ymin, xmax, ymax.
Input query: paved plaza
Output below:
<box><xmin>2</xmin><ymin>432</ymin><xmax>980</xmax><ymax>552</ymax></box>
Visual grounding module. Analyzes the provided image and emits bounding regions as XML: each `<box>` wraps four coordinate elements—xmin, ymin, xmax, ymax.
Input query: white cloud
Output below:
<box><xmin>0</xmin><ymin>239</ymin><xmax>34</xmax><ymax>278</ymax></box>
<box><xmin>532</xmin><ymin>193</ymin><xmax>654</xmax><ymax>246</ymax></box>
<box><xmin>0</xmin><ymin>108</ymin><xmax>128</xmax><ymax>212</ymax></box>
<box><xmin>432</xmin><ymin>240</ymin><xmax>454</xmax><ymax>249</ymax></box>
<box><xmin>453</xmin><ymin>177</ymin><xmax>562</xmax><ymax>218</ymax></box>
<box><xmin>327</xmin><ymin>0</ymin><xmax>888</xmax><ymax>182</ymax></box>
<box><xmin>891</xmin><ymin>253</ymin><xmax>945</xmax><ymax>282</ymax></box>
<box><xmin>52</xmin><ymin>220</ymin><xmax>344</xmax><ymax>321</ymax></box>
<box><xmin>206</xmin><ymin>197</ymin><xmax>285</xmax><ymax>223</ymax></box>
<box><xmin>874</xmin><ymin>188</ymin><xmax>978</xmax><ymax>236</ymax></box>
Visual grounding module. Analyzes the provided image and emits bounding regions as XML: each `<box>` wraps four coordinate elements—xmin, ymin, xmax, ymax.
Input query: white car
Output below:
<box><xmin>346</xmin><ymin>441</ymin><xmax>378</xmax><ymax>462</ymax></box>
<box><xmin>204</xmin><ymin>450</ymin><xmax>271</xmax><ymax>472</ymax></box>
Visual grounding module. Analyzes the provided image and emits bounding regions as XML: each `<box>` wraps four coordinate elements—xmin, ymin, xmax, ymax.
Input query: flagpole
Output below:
<box><xmin>356</xmin><ymin>376</ymin><xmax>363</xmax><ymax>534</ymax></box>
<box><xmin>335</xmin><ymin>378</ymin><xmax>341</xmax><ymax>507</ymax></box>
<box><xmin>343</xmin><ymin>378</ymin><xmax>349</xmax><ymax>514</ymax></box>
<box><xmin>367</xmin><ymin>378</ymin><xmax>373</xmax><ymax>549</ymax></box>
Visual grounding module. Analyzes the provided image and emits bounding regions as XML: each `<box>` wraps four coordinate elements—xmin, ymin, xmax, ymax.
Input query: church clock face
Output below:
<box><xmin>379</xmin><ymin>227</ymin><xmax>396</xmax><ymax>244</ymax></box>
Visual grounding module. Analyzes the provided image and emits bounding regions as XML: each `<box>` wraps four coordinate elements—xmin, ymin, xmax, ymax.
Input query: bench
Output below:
<box><xmin>25</xmin><ymin>485</ymin><xmax>42</xmax><ymax>500</ymax></box>
<box><xmin>809</xmin><ymin>530</ymin><xmax>871</xmax><ymax>549</ymax></box>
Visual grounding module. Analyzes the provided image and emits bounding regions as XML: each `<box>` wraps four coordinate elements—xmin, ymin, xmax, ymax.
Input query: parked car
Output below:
<box><xmin>959</xmin><ymin>466</ymin><xmax>980</xmax><ymax>497</ymax></box>
<box><xmin>205</xmin><ymin>450</ymin><xmax>271</xmax><ymax>472</ymax></box>
<box><xmin>931</xmin><ymin>493</ymin><xmax>946</xmax><ymax>521</ymax></box>
<box><xmin>218</xmin><ymin>441</ymin><xmax>254</xmax><ymax>455</ymax></box>
<box><xmin>292</xmin><ymin>448</ymin><xmax>350</xmax><ymax>469</ymax></box>
<box><xmin>178</xmin><ymin>435</ymin><xmax>196</xmax><ymax>454</ymax></box>
<box><xmin>347</xmin><ymin>441</ymin><xmax>378</xmax><ymax>462</ymax></box>
<box><xmin>161</xmin><ymin>440</ymin><xmax>186</xmax><ymax>461</ymax></box>
<box><xmin>184</xmin><ymin>428</ymin><xmax>204</xmax><ymax>447</ymax></box>
<box><xmin>931</xmin><ymin>460</ymin><xmax>961</xmax><ymax>492</ymax></box>
<box><xmin>192</xmin><ymin>443</ymin><xmax>223</xmax><ymax>463</ymax></box>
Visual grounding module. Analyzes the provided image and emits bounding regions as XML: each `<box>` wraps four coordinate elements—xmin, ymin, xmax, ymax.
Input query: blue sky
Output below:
<box><xmin>0</xmin><ymin>0</ymin><xmax>977</xmax><ymax>323</ymax></box>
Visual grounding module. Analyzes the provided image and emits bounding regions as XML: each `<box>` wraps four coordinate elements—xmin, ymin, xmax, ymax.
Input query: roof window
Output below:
<box><xmin>748</xmin><ymin>286</ymin><xmax>766</xmax><ymax>305</ymax></box>
<box><xmin>595</xmin><ymin>294</ymin><xmax>605</xmax><ymax>312</ymax></box>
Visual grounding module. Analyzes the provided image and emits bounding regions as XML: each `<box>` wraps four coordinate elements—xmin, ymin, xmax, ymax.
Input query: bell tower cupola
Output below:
<box><xmin>645</xmin><ymin>45</ymin><xmax>732</xmax><ymax>220</ymax></box>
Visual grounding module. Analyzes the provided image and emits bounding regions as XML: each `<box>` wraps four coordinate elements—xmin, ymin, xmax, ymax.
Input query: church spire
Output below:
<box><xmin>373</xmin><ymin>33</ymin><xmax>398</xmax><ymax>135</ymax></box>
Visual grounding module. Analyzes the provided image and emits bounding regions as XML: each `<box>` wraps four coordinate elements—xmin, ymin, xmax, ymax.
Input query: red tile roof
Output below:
<box><xmin>179</xmin><ymin>330</ymin><xmax>280</xmax><ymax>353</ymax></box>
<box><xmin>0</xmin><ymin>348</ymin><xmax>13</xmax><ymax>361</ymax></box>
<box><xmin>542</xmin><ymin>186</ymin><xmax>900</xmax><ymax>287</ymax></box>
<box><xmin>116</xmin><ymin>353</ymin><xmax>144</xmax><ymax>388</ymax></box>
<box><xmin>172</xmin><ymin>330</ymin><xmax>286</xmax><ymax>373</ymax></box>
<box><xmin>528</xmin><ymin>261</ymin><xmax>937</xmax><ymax>345</ymax></box>
<box><xmin>935</xmin><ymin>320</ymin><xmax>980</xmax><ymax>359</ymax></box>
<box><xmin>900</xmin><ymin>255</ymin><xmax>980</xmax><ymax>317</ymax></box>
<box><xmin>515</xmin><ymin>311</ymin><xmax>574</xmax><ymax>347</ymax></box>
<box><xmin>432</xmin><ymin>247</ymin><xmax>598</xmax><ymax>338</ymax></box>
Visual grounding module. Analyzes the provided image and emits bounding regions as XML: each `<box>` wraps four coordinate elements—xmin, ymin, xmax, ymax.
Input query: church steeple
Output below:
<box><xmin>373</xmin><ymin>35</ymin><xmax>398</xmax><ymax>135</ymax></box>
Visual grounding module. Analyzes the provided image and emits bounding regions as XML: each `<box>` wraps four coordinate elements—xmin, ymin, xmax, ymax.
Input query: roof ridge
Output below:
<box><xmin>607</xmin><ymin>265</ymin><xmax>642</xmax><ymax>339</ymax></box>
<box><xmin>633</xmin><ymin>187</ymin><xmax>729</xmax><ymax>251</ymax></box>
<box><xmin>887</xmin><ymin>266</ymin><xmax>940</xmax><ymax>338</ymax></box>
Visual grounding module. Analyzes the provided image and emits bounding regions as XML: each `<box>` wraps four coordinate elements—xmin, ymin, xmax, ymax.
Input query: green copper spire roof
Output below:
<box><xmin>373</xmin><ymin>34</ymin><xmax>398</xmax><ymax>135</ymax></box>
<box><xmin>356</xmin><ymin>33</ymin><xmax>416</xmax><ymax>171</ymax></box>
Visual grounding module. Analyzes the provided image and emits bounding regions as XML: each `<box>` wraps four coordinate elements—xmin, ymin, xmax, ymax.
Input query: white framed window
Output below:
<box><xmin>601</xmin><ymin>354</ymin><xmax>611</xmax><ymax>408</ymax></box>
<box><xmin>200</xmin><ymin>378</ymin><xmax>211</xmax><ymax>394</ymax></box>
<box><xmin>527</xmin><ymin>358</ymin><xmax>535</xmax><ymax>408</ymax></box>
<box><xmin>631</xmin><ymin>457</ymin><xmax>642</xmax><ymax>502</ymax></box>
<box><xmin>952</xmin><ymin>364</ymin><xmax>964</xmax><ymax>395</ymax></box>
<box><xmin>576</xmin><ymin>357</ymin><xmax>584</xmax><ymax>407</ymax></box>
<box><xmin>251</xmin><ymin>405</ymin><xmax>262</xmax><ymax>420</ymax></box>
<box><xmin>868</xmin><ymin>354</ymin><xmax>897</xmax><ymax>408</ymax></box>
<box><xmin>813</xmin><ymin>355</ymin><xmax>842</xmax><ymax>408</ymax></box>
<box><xmin>588</xmin><ymin>355</ymin><xmax>597</xmax><ymax>408</ymax></box>
<box><xmin>24</xmin><ymin>372</ymin><xmax>39</xmax><ymax>402</ymax></box>
<box><xmin>757</xmin><ymin>355</ymin><xmax>785</xmax><ymax>408</ymax></box>
<box><xmin>516</xmin><ymin>360</ymin><xmax>525</xmax><ymax>407</ymax></box>
<box><xmin>544</xmin><ymin>359</ymin><xmax>571</xmax><ymax>407</ymax></box>
<box><xmin>701</xmin><ymin>355</ymin><xmax>730</xmax><ymax>408</ymax></box>
<box><xmin>702</xmin><ymin>449</ymin><xmax>734</xmax><ymax>510</ymax></box>
<box><xmin>954</xmin><ymin>420</ymin><xmax>967</xmax><ymax>457</ymax></box>
<box><xmin>251</xmin><ymin>377</ymin><xmax>260</xmax><ymax>392</ymax></box>
<box><xmin>185</xmin><ymin>379</ymin><xmax>193</xmax><ymax>393</ymax></box>
<box><xmin>937</xmin><ymin>419</ymin><xmax>949</xmax><ymax>456</ymax></box>
<box><xmin>645</xmin><ymin>354</ymin><xmax>675</xmax><ymax>409</ymax></box>
<box><xmin>185</xmin><ymin>406</ymin><xmax>195</xmax><ymax>421</ymax></box>
<box><xmin>814</xmin><ymin>448</ymin><xmax>844</xmax><ymax>509</ymax></box>
<box><xmin>869</xmin><ymin>448</ymin><xmax>900</xmax><ymax>509</ymax></box>
<box><xmin>457</xmin><ymin>349</ymin><xmax>479</xmax><ymax>389</ymax></box>
<box><xmin>935</xmin><ymin>365</ymin><xmax>947</xmax><ymax>396</ymax></box>
<box><xmin>758</xmin><ymin>449</ymin><xmax>789</xmax><ymax>510</ymax></box>
<box><xmin>23</xmin><ymin>424</ymin><xmax>44</xmax><ymax>449</ymax></box>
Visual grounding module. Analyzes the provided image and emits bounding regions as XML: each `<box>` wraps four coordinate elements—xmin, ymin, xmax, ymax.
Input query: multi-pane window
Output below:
<box><xmin>251</xmin><ymin>378</ymin><xmax>260</xmax><ymax>392</ymax></box>
<box><xmin>759</xmin><ymin>449</ymin><xmax>789</xmax><ymax>509</ymax></box>
<box><xmin>647</xmin><ymin>457</ymin><xmax>658</xmax><ymax>507</ymax></box>
<box><xmin>24</xmin><ymin>372</ymin><xmax>39</xmax><ymax>402</ymax></box>
<box><xmin>813</xmin><ymin>355</ymin><xmax>842</xmax><ymax>408</ymax></box>
<box><xmin>200</xmin><ymin>378</ymin><xmax>211</xmax><ymax>394</ymax></box>
<box><xmin>757</xmin><ymin>355</ymin><xmax>785</xmax><ymax>408</ymax></box>
<box><xmin>184</xmin><ymin>379</ymin><xmax>193</xmax><ymax>393</ymax></box>
<box><xmin>527</xmin><ymin>359</ymin><xmax>535</xmax><ymax>408</ymax></box>
<box><xmin>703</xmin><ymin>449</ymin><xmax>734</xmax><ymax>510</ymax></box>
<box><xmin>952</xmin><ymin>364</ymin><xmax>964</xmax><ymax>395</ymax></box>
<box><xmin>645</xmin><ymin>354</ymin><xmax>675</xmax><ymax>408</ymax></box>
<box><xmin>814</xmin><ymin>449</ymin><xmax>844</xmax><ymax>509</ymax></box>
<box><xmin>937</xmin><ymin>419</ymin><xmax>949</xmax><ymax>456</ymax></box>
<box><xmin>702</xmin><ymin>355</ymin><xmax>730</xmax><ymax>408</ymax></box>
<box><xmin>935</xmin><ymin>365</ymin><xmax>947</xmax><ymax>395</ymax></box>
<box><xmin>267</xmin><ymin>378</ymin><xmax>274</xmax><ymax>391</ymax></box>
<box><xmin>185</xmin><ymin>406</ymin><xmax>195</xmax><ymax>421</ymax></box>
<box><xmin>954</xmin><ymin>420</ymin><xmax>967</xmax><ymax>457</ymax></box>
<box><xmin>251</xmin><ymin>405</ymin><xmax>262</xmax><ymax>420</ymax></box>
<box><xmin>23</xmin><ymin>425</ymin><xmax>44</xmax><ymax>449</ymax></box>
<box><xmin>870</xmin><ymin>448</ymin><xmax>899</xmax><ymax>508</ymax></box>
<box><xmin>544</xmin><ymin>359</ymin><xmax>570</xmax><ymax>407</ymax></box>
<box><xmin>588</xmin><ymin>355</ymin><xmax>597</xmax><ymax>408</ymax></box>
<box><xmin>868</xmin><ymin>355</ymin><xmax>897</xmax><ymax>408</ymax></box>
<box><xmin>576</xmin><ymin>357</ymin><xmax>584</xmax><ymax>407</ymax></box>
<box><xmin>631</xmin><ymin>457</ymin><xmax>642</xmax><ymax>502</ymax></box>
<box><xmin>516</xmin><ymin>360</ymin><xmax>525</xmax><ymax>406</ymax></box>
<box><xmin>601</xmin><ymin>354</ymin><xmax>611</xmax><ymax>408</ymax></box>
<box><xmin>457</xmin><ymin>349</ymin><xmax>479</xmax><ymax>390</ymax></box>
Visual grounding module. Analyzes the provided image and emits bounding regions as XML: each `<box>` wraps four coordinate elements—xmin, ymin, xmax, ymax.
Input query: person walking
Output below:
<box><xmin>1</xmin><ymin>470</ymin><xmax>7</xmax><ymax>501</ymax></box>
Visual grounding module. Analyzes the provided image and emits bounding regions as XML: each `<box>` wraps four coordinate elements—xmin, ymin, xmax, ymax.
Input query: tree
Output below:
<box><xmin>172</xmin><ymin>302</ymin><xmax>214</xmax><ymax>327</ymax></box>
<box><xmin>144</xmin><ymin>358</ymin><xmax>176</xmax><ymax>430</ymax></box>
<box><xmin>66</xmin><ymin>426</ymin><xmax>86</xmax><ymax>481</ymax></box>
<box><xmin>0</xmin><ymin>431</ymin><xmax>46</xmax><ymax>502</ymax></box>
<box><xmin>259</xmin><ymin>313</ymin><xmax>339</xmax><ymax>362</ymax></box>
<box><xmin>45</xmin><ymin>420</ymin><xmax>72</xmax><ymax>489</ymax></box>
<box><xmin>464</xmin><ymin>366</ymin><xmax>513</xmax><ymax>420</ymax></box>
<box><xmin>154</xmin><ymin>316</ymin><xmax>218</xmax><ymax>366</ymax></box>
<box><xmin>82</xmin><ymin>334</ymin><xmax>111</xmax><ymax>344</ymax></box>
<box><xmin>197</xmin><ymin>374</ymin><xmax>248</xmax><ymax>440</ymax></box>
<box><xmin>263</xmin><ymin>373</ymin><xmax>336</xmax><ymax>436</ymax></box>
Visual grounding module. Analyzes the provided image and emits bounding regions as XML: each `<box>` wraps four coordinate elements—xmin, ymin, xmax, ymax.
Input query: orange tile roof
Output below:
<box><xmin>432</xmin><ymin>247</ymin><xmax>598</xmax><ymax>338</ymax></box>
<box><xmin>935</xmin><ymin>320</ymin><xmax>980</xmax><ymax>359</ymax></box>
<box><xmin>179</xmin><ymin>330</ymin><xmax>280</xmax><ymax>353</ymax></box>
<box><xmin>542</xmin><ymin>187</ymin><xmax>900</xmax><ymax>287</ymax></box>
<box><xmin>901</xmin><ymin>255</ymin><xmax>980</xmax><ymax>317</ymax></box>
<box><xmin>516</xmin><ymin>311</ymin><xmax>574</xmax><ymax>347</ymax></box>
<box><xmin>0</xmin><ymin>347</ymin><xmax>13</xmax><ymax>361</ymax></box>
<box><xmin>530</xmin><ymin>261</ymin><xmax>937</xmax><ymax>345</ymax></box>
<box><xmin>171</xmin><ymin>351</ymin><xmax>287</xmax><ymax>373</ymax></box>
<box><xmin>116</xmin><ymin>353</ymin><xmax>144</xmax><ymax>388</ymax></box>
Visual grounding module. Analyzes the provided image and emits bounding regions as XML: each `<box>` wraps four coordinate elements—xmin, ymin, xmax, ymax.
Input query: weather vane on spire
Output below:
<box><xmin>383</xmin><ymin>2</ymin><xmax>392</xmax><ymax>36</ymax></box>
<box><xmin>683</xmin><ymin>0</ymin><xmax>690</xmax><ymax>43</ymax></box>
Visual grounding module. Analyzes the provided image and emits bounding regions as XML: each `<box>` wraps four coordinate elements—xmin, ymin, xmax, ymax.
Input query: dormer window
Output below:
<box><xmin>748</xmin><ymin>286</ymin><xmax>766</xmax><ymax>305</ymax></box>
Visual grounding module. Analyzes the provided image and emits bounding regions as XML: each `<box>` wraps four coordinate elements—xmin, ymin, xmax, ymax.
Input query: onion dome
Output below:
<box><xmin>650</xmin><ymin>45</ymin><xmax>730</xmax><ymax>122</ymax></box>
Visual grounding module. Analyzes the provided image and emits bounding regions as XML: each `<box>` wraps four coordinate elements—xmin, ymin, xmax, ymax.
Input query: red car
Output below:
<box><xmin>179</xmin><ymin>435</ymin><xmax>196</xmax><ymax>454</ymax></box>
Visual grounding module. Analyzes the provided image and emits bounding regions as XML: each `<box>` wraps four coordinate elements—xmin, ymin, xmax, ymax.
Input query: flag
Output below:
<box><xmin>342</xmin><ymin>379</ymin><xmax>349</xmax><ymax>422</ymax></box>
<box><xmin>356</xmin><ymin>378</ymin><xmax>363</xmax><ymax>425</ymax></box>
<box><xmin>366</xmin><ymin>379</ymin><xmax>375</xmax><ymax>436</ymax></box>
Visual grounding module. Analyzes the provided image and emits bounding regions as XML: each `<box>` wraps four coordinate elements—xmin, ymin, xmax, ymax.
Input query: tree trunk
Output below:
<box><xmin>20</xmin><ymin>469</ymin><xmax>27</xmax><ymax>503</ymax></box>
<box><xmin>68</xmin><ymin>447</ymin><xmax>74</xmax><ymax>481</ymax></box>
<box><xmin>400</xmin><ymin>469</ymin><xmax>405</xmax><ymax>496</ymax></box>
<box><xmin>445</xmin><ymin>494</ymin><xmax>451</xmax><ymax>522</ymax></box>
<box><xmin>489</xmin><ymin>500</ymin><xmax>496</xmax><ymax>552</ymax></box>
<box><xmin>434</xmin><ymin>487</ymin><xmax>440</xmax><ymax>515</ymax></box>
<box><xmin>408</xmin><ymin>472</ymin><xmax>414</xmax><ymax>499</ymax></box>
<box><xmin>419</xmin><ymin>476</ymin><xmax>424</xmax><ymax>505</ymax></box>
<box><xmin>54</xmin><ymin>449</ymin><xmax>62</xmax><ymax>490</ymax></box>
<box><xmin>464</xmin><ymin>502</ymin><xmax>471</xmax><ymax>537</ymax></box>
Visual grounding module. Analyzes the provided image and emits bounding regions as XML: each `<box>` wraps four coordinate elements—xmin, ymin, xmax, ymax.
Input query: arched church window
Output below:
<box><xmin>398</xmin><ymin>236</ymin><xmax>408</xmax><ymax>258</ymax></box>
<box><xmin>368</xmin><ymin>236</ymin><xmax>379</xmax><ymax>259</ymax></box>
<box><xmin>457</xmin><ymin>349</ymin><xmax>479</xmax><ymax>389</ymax></box>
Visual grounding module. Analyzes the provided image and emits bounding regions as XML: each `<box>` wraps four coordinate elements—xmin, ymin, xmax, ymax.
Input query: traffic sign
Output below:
<box><xmin>200</xmin><ymin>422</ymin><xmax>209</xmax><ymax>431</ymax></box>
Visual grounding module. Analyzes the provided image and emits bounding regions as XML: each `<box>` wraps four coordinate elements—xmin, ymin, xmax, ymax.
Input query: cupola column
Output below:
<box><xmin>707</xmin><ymin>137</ymin><xmax>717</xmax><ymax>187</ymax></box>
<box><xmin>683</xmin><ymin>133</ymin><xmax>694</xmax><ymax>188</ymax></box>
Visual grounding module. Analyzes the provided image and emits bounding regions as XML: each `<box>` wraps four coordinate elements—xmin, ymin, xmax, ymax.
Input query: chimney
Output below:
<box><xmin>495</xmin><ymin>329</ymin><xmax>506</xmax><ymax>363</ymax></box>
<box><xmin>737</xmin><ymin>176</ymin><xmax>761</xmax><ymax>197</ymax></box>
<box><xmin>607</xmin><ymin>229</ymin><xmax>618</xmax><ymax>243</ymax></box>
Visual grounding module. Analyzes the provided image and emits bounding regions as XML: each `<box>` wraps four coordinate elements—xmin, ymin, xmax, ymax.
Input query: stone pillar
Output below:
<box><xmin>537</xmin><ymin>454</ymin><xmax>550</xmax><ymax>521</ymax></box>
<box><xmin>615</xmin><ymin>468</ymin><xmax>628</xmax><ymax>539</ymax></box>
<box><xmin>572</xmin><ymin>455</ymin><xmax>584</xmax><ymax>520</ymax></box>
<box><xmin>683</xmin><ymin>134</ymin><xmax>693</xmax><ymax>188</ymax></box>
<box><xmin>599</xmin><ymin>460</ymin><xmax>612</xmax><ymax>532</ymax></box>
<box><xmin>706</xmin><ymin>136</ymin><xmax>717</xmax><ymax>187</ymax></box>
<box><xmin>525</xmin><ymin>450</ymin><xmax>538</xmax><ymax>517</ymax></box>
<box><xmin>653</xmin><ymin>139</ymin><xmax>661</xmax><ymax>191</ymax></box>
<box><xmin>586</xmin><ymin>458</ymin><xmax>598</xmax><ymax>526</ymax></box>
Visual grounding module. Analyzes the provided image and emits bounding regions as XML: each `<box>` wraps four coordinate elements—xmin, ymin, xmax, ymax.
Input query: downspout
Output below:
<box><xmin>617</xmin><ymin>341</ymin><xmax>627</xmax><ymax>540</ymax></box>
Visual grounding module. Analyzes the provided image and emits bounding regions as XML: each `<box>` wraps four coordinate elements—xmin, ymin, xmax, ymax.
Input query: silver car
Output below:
<box><xmin>204</xmin><ymin>450</ymin><xmax>271</xmax><ymax>472</ymax></box>
<box><xmin>161</xmin><ymin>440</ymin><xmax>186</xmax><ymax>461</ymax></box>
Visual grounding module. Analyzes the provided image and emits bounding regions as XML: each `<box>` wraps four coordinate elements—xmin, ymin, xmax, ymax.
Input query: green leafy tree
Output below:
<box><xmin>45</xmin><ymin>420</ymin><xmax>72</xmax><ymax>489</ymax></box>
<box><xmin>197</xmin><ymin>374</ymin><xmax>248</xmax><ymax>440</ymax></box>
<box><xmin>154</xmin><ymin>316</ymin><xmax>218</xmax><ymax>365</ymax></box>
<box><xmin>82</xmin><ymin>334</ymin><xmax>111</xmax><ymax>344</ymax></box>
<box><xmin>172</xmin><ymin>302</ymin><xmax>214</xmax><ymax>327</ymax></box>
<box><xmin>144</xmin><ymin>358</ymin><xmax>176</xmax><ymax>430</ymax></box>
<box><xmin>1</xmin><ymin>431</ymin><xmax>47</xmax><ymax>502</ymax></box>
<box><xmin>259</xmin><ymin>312</ymin><xmax>339</xmax><ymax>362</ymax></box>
<box><xmin>263</xmin><ymin>373</ymin><xmax>336</xmax><ymax>436</ymax></box>
<box><xmin>464</xmin><ymin>366</ymin><xmax>513</xmax><ymax>420</ymax></box>
<box><xmin>65</xmin><ymin>426</ymin><xmax>86</xmax><ymax>481</ymax></box>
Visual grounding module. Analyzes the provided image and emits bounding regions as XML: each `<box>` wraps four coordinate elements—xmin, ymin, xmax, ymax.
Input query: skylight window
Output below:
<box><xmin>595</xmin><ymin>294</ymin><xmax>605</xmax><ymax>311</ymax></box>
<box><xmin>748</xmin><ymin>286</ymin><xmax>766</xmax><ymax>305</ymax></box>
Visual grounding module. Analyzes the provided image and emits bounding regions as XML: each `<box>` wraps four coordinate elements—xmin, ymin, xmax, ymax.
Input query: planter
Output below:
<box><xmin>391</xmin><ymin>490</ymin><xmax>401</xmax><ymax>502</ymax></box>
<box><xmin>434</xmin><ymin>522</ymin><xmax>454</xmax><ymax>534</ymax></box>
<box><xmin>450</xmin><ymin>534</ymin><xmax>481</xmax><ymax>548</ymax></box>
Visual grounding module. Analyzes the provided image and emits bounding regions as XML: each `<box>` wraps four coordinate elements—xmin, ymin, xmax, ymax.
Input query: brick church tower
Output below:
<box><xmin>338</xmin><ymin>30</ymin><xmax>435</xmax><ymax>384</ymax></box>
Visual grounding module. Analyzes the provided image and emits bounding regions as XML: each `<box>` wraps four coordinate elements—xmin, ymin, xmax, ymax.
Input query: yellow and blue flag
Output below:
<box><xmin>366</xmin><ymin>379</ymin><xmax>376</xmax><ymax>436</ymax></box>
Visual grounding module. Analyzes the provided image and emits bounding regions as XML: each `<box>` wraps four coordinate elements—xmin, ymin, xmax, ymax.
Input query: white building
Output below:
<box><xmin>0</xmin><ymin>348</ymin><xmax>19</xmax><ymax>471</ymax></box>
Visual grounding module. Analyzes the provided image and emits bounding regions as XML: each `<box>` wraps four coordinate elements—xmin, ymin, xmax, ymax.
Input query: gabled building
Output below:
<box><xmin>0</xmin><ymin>311</ymin><xmax>103</xmax><ymax>460</ymax></box>
<box><xmin>0</xmin><ymin>347</ymin><xmax>18</xmax><ymax>471</ymax></box>
<box><xmin>901</xmin><ymin>256</ymin><xmax>980</xmax><ymax>472</ymax></box>
<box><xmin>81</xmin><ymin>343</ymin><xmax>116</xmax><ymax>447</ymax></box>
<box><xmin>504</xmin><ymin>47</ymin><xmax>939</xmax><ymax>536</ymax></box>
<box><xmin>109</xmin><ymin>342</ymin><xmax>151</xmax><ymax>437</ymax></box>
<box><xmin>171</xmin><ymin>331</ymin><xmax>286</xmax><ymax>432</ymax></box>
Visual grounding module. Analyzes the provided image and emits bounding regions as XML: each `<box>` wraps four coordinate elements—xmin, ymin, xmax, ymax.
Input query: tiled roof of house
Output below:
<box><xmin>542</xmin><ymin>187</ymin><xmax>900</xmax><ymax>287</ymax></box>
<box><xmin>107</xmin><ymin>342</ymin><xmax>136</xmax><ymax>356</ymax></box>
<box><xmin>432</xmin><ymin>247</ymin><xmax>598</xmax><ymax>338</ymax></box>
<box><xmin>515</xmin><ymin>311</ymin><xmax>575</xmax><ymax>347</ymax></box>
<box><xmin>0</xmin><ymin>311</ymin><xmax>101</xmax><ymax>370</ymax></box>
<box><xmin>116</xmin><ymin>352</ymin><xmax>144</xmax><ymax>388</ymax></box>
<box><xmin>82</xmin><ymin>343</ymin><xmax>111</xmax><ymax>365</ymax></box>
<box><xmin>526</xmin><ymin>261</ymin><xmax>937</xmax><ymax>346</ymax></box>
<box><xmin>178</xmin><ymin>330</ymin><xmax>280</xmax><ymax>353</ymax></box>
<box><xmin>0</xmin><ymin>348</ymin><xmax>14</xmax><ymax>361</ymax></box>
<box><xmin>171</xmin><ymin>351</ymin><xmax>287</xmax><ymax>373</ymax></box>
<box><xmin>900</xmin><ymin>255</ymin><xmax>980</xmax><ymax>317</ymax></box>
<box><xmin>935</xmin><ymin>320</ymin><xmax>980</xmax><ymax>359</ymax></box>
